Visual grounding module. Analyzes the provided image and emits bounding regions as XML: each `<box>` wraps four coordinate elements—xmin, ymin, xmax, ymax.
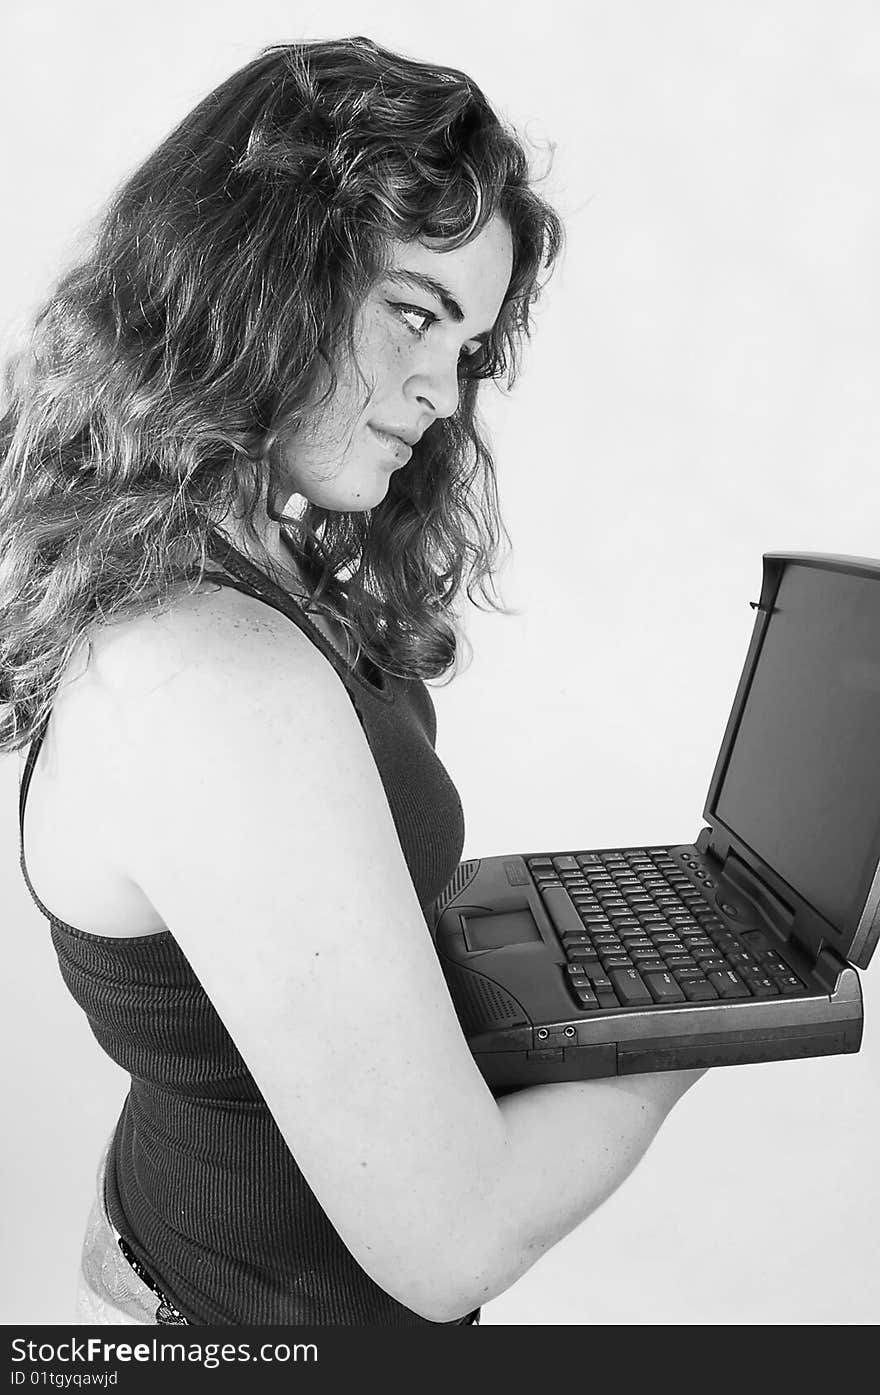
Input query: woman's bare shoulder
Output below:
<box><xmin>83</xmin><ymin>579</ymin><xmax>328</xmax><ymax>710</ymax></box>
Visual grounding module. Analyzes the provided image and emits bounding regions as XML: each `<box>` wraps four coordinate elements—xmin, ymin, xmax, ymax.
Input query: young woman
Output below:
<box><xmin>0</xmin><ymin>37</ymin><xmax>704</xmax><ymax>1326</ymax></box>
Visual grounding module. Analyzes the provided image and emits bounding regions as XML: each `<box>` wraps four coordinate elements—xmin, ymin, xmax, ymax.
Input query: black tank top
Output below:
<box><xmin>18</xmin><ymin>539</ymin><xmax>470</xmax><ymax>1324</ymax></box>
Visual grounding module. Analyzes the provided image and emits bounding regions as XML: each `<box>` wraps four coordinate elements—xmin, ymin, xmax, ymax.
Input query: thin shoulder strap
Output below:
<box><xmin>19</xmin><ymin>716</ymin><xmax>50</xmax><ymax>845</ymax></box>
<box><xmin>199</xmin><ymin>567</ymin><xmax>356</xmax><ymax>680</ymax></box>
<box><xmin>200</xmin><ymin>569</ymin><xmax>371</xmax><ymax>726</ymax></box>
<box><xmin>199</xmin><ymin>568</ymin><xmax>314</xmax><ymax>632</ymax></box>
<box><xmin>203</xmin><ymin>530</ymin><xmax>390</xmax><ymax>704</ymax></box>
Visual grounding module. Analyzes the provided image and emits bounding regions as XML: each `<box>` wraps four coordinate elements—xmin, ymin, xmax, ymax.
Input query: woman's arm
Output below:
<box><xmin>98</xmin><ymin>586</ymin><xmax>706</xmax><ymax>1324</ymax></box>
<box><xmin>481</xmin><ymin>1068</ymin><xmax>703</xmax><ymax>1311</ymax></box>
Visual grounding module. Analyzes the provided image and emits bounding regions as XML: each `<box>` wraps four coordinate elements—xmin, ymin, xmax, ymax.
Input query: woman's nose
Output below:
<box><xmin>410</xmin><ymin>356</ymin><xmax>461</xmax><ymax>420</ymax></box>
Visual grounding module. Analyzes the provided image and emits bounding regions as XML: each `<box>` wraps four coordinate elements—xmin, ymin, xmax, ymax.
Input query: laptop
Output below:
<box><xmin>429</xmin><ymin>552</ymin><xmax>880</xmax><ymax>1086</ymax></box>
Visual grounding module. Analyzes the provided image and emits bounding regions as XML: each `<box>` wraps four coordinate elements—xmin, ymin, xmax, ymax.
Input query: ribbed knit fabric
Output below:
<box><xmin>18</xmin><ymin>539</ymin><xmax>471</xmax><ymax>1325</ymax></box>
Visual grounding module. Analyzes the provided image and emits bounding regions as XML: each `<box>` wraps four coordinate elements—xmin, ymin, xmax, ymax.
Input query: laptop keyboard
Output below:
<box><xmin>526</xmin><ymin>847</ymin><xmax>810</xmax><ymax>1012</ymax></box>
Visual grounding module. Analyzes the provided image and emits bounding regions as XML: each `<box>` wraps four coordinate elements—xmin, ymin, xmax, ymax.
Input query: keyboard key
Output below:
<box><xmin>664</xmin><ymin>955</ymin><xmax>697</xmax><ymax>969</ymax></box>
<box><xmin>743</xmin><ymin>975</ymin><xmax>779</xmax><ymax>997</ymax></box>
<box><xmin>569</xmin><ymin>962</ymin><xmax>595</xmax><ymax>982</ymax></box>
<box><xmin>595</xmin><ymin>990</ymin><xmax>620</xmax><ymax>1008</ymax></box>
<box><xmin>672</xmin><ymin>967</ymin><xmax>706</xmax><ymax>981</ymax></box>
<box><xmin>553</xmin><ymin>855</ymin><xmax>581</xmax><ymax>872</ymax></box>
<box><xmin>763</xmin><ymin>952</ymin><xmax>791</xmax><ymax>973</ymax></box>
<box><xmin>574</xmin><ymin>987</ymin><xmax>599</xmax><ymax>1008</ymax></box>
<box><xmin>773</xmin><ymin>973</ymin><xmax>808</xmax><ymax>995</ymax></box>
<box><xmin>642</xmin><ymin>970</ymin><xmax>686</xmax><ymax>1004</ymax></box>
<box><xmin>714</xmin><ymin>934</ymin><xmax>740</xmax><ymax>952</ymax></box>
<box><xmin>630</xmin><ymin>950</ymin><xmax>664</xmax><ymax>966</ymax></box>
<box><xmin>588</xmin><ymin>974</ymin><xmax>614</xmax><ymax>990</ymax></box>
<box><xmin>567</xmin><ymin>946</ymin><xmax>599</xmax><ymax>961</ymax></box>
<box><xmin>727</xmin><ymin>951</ymin><xmax>760</xmax><ymax>970</ymax></box>
<box><xmin>693</xmin><ymin>955</ymin><xmax>727</xmax><ymax>971</ymax></box>
<box><xmin>607</xmin><ymin>968</ymin><xmax>653</xmax><ymax>1006</ymax></box>
<box><xmin>601</xmin><ymin>955</ymin><xmax>634</xmax><ymax>970</ymax></box>
<box><xmin>541</xmin><ymin>885</ymin><xmax>585</xmax><ymax>937</ymax></box>
<box><xmin>708</xmin><ymin>970</ymin><xmax>752</xmax><ymax>999</ymax></box>
<box><xmin>682</xmin><ymin>979</ymin><xmax>719</xmax><ymax>1001</ymax></box>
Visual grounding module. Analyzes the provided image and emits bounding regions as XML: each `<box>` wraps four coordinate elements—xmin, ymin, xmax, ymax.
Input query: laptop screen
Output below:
<box><xmin>713</xmin><ymin>562</ymin><xmax>880</xmax><ymax>936</ymax></box>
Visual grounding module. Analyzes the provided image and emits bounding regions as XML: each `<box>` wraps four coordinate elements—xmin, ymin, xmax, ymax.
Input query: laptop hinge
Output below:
<box><xmin>718</xmin><ymin>848</ymin><xmax>796</xmax><ymax>932</ymax></box>
<box><xmin>812</xmin><ymin>944</ymin><xmax>850</xmax><ymax>993</ymax></box>
<box><xmin>713</xmin><ymin>846</ymin><xmax>852</xmax><ymax>981</ymax></box>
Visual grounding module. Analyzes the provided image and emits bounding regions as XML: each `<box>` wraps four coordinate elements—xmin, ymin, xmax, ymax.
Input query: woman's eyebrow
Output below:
<box><xmin>383</xmin><ymin>270</ymin><xmax>494</xmax><ymax>343</ymax></box>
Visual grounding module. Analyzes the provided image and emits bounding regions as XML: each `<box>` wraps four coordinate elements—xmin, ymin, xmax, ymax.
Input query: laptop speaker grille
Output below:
<box><xmin>431</xmin><ymin>859</ymin><xmax>481</xmax><ymax>917</ymax></box>
<box><xmin>441</xmin><ymin>962</ymin><xmax>528</xmax><ymax>1034</ymax></box>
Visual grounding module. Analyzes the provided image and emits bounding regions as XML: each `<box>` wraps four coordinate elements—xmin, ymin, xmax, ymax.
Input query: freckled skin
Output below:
<box><xmin>272</xmin><ymin>216</ymin><xmax>514</xmax><ymax>514</ymax></box>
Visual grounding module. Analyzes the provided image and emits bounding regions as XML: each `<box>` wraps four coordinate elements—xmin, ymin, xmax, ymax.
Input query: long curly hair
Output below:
<box><xmin>0</xmin><ymin>36</ymin><xmax>563</xmax><ymax>753</ymax></box>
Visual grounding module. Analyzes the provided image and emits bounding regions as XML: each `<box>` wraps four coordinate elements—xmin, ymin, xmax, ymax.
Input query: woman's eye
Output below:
<box><xmin>392</xmin><ymin>302</ymin><xmax>484</xmax><ymax>365</ymax></box>
<box><xmin>394</xmin><ymin>304</ymin><xmax>436</xmax><ymax>336</ymax></box>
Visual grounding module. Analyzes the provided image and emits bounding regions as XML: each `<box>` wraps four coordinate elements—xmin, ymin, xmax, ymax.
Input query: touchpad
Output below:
<box><xmin>462</xmin><ymin>909</ymin><xmax>542</xmax><ymax>952</ymax></box>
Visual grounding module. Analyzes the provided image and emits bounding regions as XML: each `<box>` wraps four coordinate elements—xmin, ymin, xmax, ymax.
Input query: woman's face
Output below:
<box><xmin>273</xmin><ymin>214</ymin><xmax>514</xmax><ymax>512</ymax></box>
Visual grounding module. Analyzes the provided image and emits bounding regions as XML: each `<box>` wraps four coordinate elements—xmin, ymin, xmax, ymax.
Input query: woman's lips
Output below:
<box><xmin>368</xmin><ymin>425</ymin><xmax>413</xmax><ymax>465</ymax></box>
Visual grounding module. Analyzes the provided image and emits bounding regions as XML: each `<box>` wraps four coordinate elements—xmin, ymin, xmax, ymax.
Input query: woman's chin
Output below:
<box><xmin>344</xmin><ymin>474</ymin><xmax>396</xmax><ymax>512</ymax></box>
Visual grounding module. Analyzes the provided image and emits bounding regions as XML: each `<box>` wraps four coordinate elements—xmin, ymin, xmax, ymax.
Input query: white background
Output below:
<box><xmin>1</xmin><ymin>0</ymin><xmax>878</xmax><ymax>1324</ymax></box>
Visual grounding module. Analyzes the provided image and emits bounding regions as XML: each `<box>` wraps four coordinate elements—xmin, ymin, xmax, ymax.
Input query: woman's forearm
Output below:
<box><xmin>445</xmin><ymin>1069</ymin><xmax>706</xmax><ymax>1318</ymax></box>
